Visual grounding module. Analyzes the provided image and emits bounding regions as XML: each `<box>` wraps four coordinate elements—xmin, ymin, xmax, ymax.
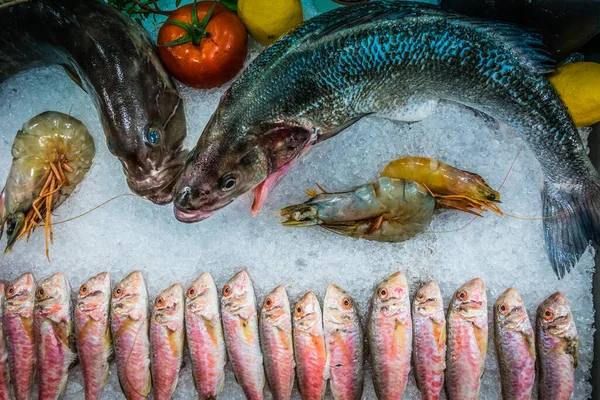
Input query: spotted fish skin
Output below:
<box><xmin>536</xmin><ymin>292</ymin><xmax>578</xmax><ymax>400</ymax></box>
<box><xmin>445</xmin><ymin>278</ymin><xmax>487</xmax><ymax>400</ymax></box>
<box><xmin>368</xmin><ymin>272</ymin><xmax>412</xmax><ymax>400</ymax></box>
<box><xmin>0</xmin><ymin>281</ymin><xmax>11</xmax><ymax>400</ymax></box>
<box><xmin>292</xmin><ymin>292</ymin><xmax>328</xmax><ymax>400</ymax></box>
<box><xmin>494</xmin><ymin>288</ymin><xmax>535</xmax><ymax>400</ymax></box>
<box><xmin>34</xmin><ymin>272</ymin><xmax>76</xmax><ymax>400</ymax></box>
<box><xmin>259</xmin><ymin>286</ymin><xmax>295</xmax><ymax>400</ymax></box>
<box><xmin>324</xmin><ymin>284</ymin><xmax>364</xmax><ymax>400</ymax></box>
<box><xmin>76</xmin><ymin>272</ymin><xmax>112</xmax><ymax>400</ymax></box>
<box><xmin>4</xmin><ymin>273</ymin><xmax>36</xmax><ymax>400</ymax></box>
<box><xmin>221</xmin><ymin>270</ymin><xmax>265</xmax><ymax>400</ymax></box>
<box><xmin>412</xmin><ymin>280</ymin><xmax>446</xmax><ymax>400</ymax></box>
<box><xmin>111</xmin><ymin>271</ymin><xmax>151</xmax><ymax>400</ymax></box>
<box><xmin>185</xmin><ymin>272</ymin><xmax>227</xmax><ymax>400</ymax></box>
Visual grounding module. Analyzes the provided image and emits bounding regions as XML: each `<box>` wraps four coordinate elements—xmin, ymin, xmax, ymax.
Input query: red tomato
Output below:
<box><xmin>157</xmin><ymin>2</ymin><xmax>248</xmax><ymax>89</ymax></box>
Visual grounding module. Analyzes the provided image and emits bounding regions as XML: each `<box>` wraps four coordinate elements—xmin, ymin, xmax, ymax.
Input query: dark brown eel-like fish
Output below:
<box><xmin>0</xmin><ymin>0</ymin><xmax>188</xmax><ymax>204</ymax></box>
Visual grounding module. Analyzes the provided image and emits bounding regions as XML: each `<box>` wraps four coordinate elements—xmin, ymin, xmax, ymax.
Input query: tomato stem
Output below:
<box><xmin>161</xmin><ymin>0</ymin><xmax>220</xmax><ymax>47</ymax></box>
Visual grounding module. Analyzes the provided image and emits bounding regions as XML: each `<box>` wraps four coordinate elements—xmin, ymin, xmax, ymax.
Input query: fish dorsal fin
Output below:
<box><xmin>448</xmin><ymin>17</ymin><xmax>556</xmax><ymax>74</ymax></box>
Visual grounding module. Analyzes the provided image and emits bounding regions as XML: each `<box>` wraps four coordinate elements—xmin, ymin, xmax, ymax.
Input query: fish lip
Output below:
<box><xmin>174</xmin><ymin>207</ymin><xmax>215</xmax><ymax>223</ymax></box>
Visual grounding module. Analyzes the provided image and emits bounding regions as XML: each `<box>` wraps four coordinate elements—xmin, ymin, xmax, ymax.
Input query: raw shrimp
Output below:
<box><xmin>0</xmin><ymin>111</ymin><xmax>95</xmax><ymax>257</ymax></box>
<box><xmin>382</xmin><ymin>156</ymin><xmax>501</xmax><ymax>215</ymax></box>
<box><xmin>280</xmin><ymin>177</ymin><xmax>435</xmax><ymax>242</ymax></box>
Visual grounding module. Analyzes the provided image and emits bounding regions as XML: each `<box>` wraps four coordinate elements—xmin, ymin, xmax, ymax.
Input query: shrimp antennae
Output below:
<box><xmin>53</xmin><ymin>194</ymin><xmax>136</xmax><ymax>225</ymax></box>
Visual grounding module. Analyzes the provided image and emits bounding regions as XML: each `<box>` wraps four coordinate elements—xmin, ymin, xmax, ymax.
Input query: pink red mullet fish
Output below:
<box><xmin>221</xmin><ymin>270</ymin><xmax>265</xmax><ymax>399</ymax></box>
<box><xmin>260</xmin><ymin>286</ymin><xmax>295</xmax><ymax>400</ymax></box>
<box><xmin>293</xmin><ymin>292</ymin><xmax>328</xmax><ymax>400</ymax></box>
<box><xmin>412</xmin><ymin>280</ymin><xmax>446</xmax><ymax>400</ymax></box>
<box><xmin>368</xmin><ymin>272</ymin><xmax>412</xmax><ymax>400</ymax></box>
<box><xmin>494</xmin><ymin>287</ymin><xmax>535</xmax><ymax>400</ymax></box>
<box><xmin>185</xmin><ymin>272</ymin><xmax>227</xmax><ymax>400</ymax></box>
<box><xmin>0</xmin><ymin>282</ymin><xmax>10</xmax><ymax>400</ymax></box>
<box><xmin>324</xmin><ymin>284</ymin><xmax>364</xmax><ymax>400</ymax></box>
<box><xmin>4</xmin><ymin>273</ymin><xmax>36</xmax><ymax>400</ymax></box>
<box><xmin>76</xmin><ymin>272</ymin><xmax>112</xmax><ymax>400</ymax></box>
<box><xmin>151</xmin><ymin>284</ymin><xmax>185</xmax><ymax>400</ymax></box>
<box><xmin>536</xmin><ymin>292</ymin><xmax>578</xmax><ymax>400</ymax></box>
<box><xmin>34</xmin><ymin>272</ymin><xmax>77</xmax><ymax>400</ymax></box>
<box><xmin>111</xmin><ymin>271</ymin><xmax>151</xmax><ymax>399</ymax></box>
<box><xmin>445</xmin><ymin>278</ymin><xmax>487</xmax><ymax>400</ymax></box>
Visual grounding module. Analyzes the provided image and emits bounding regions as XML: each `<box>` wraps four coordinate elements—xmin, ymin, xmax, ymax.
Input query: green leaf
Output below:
<box><xmin>191</xmin><ymin>0</ymin><xmax>200</xmax><ymax>26</ymax></box>
<box><xmin>159</xmin><ymin>33</ymin><xmax>193</xmax><ymax>47</ymax></box>
<box><xmin>176</xmin><ymin>0</ymin><xmax>182</xmax><ymax>6</ymax></box>
<box><xmin>220</xmin><ymin>0</ymin><xmax>237</xmax><ymax>12</ymax></box>
<box><xmin>197</xmin><ymin>0</ymin><xmax>218</xmax><ymax>30</ymax></box>
<box><xmin>166</xmin><ymin>19</ymin><xmax>193</xmax><ymax>30</ymax></box>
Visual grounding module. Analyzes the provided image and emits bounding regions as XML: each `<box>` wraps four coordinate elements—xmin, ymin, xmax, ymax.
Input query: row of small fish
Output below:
<box><xmin>0</xmin><ymin>270</ymin><xmax>578</xmax><ymax>400</ymax></box>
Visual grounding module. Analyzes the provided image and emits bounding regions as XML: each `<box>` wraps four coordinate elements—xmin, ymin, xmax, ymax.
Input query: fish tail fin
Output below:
<box><xmin>543</xmin><ymin>175</ymin><xmax>600</xmax><ymax>278</ymax></box>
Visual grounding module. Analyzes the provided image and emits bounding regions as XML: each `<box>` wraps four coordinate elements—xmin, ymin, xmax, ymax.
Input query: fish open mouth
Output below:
<box><xmin>174</xmin><ymin>207</ymin><xmax>215</xmax><ymax>223</ymax></box>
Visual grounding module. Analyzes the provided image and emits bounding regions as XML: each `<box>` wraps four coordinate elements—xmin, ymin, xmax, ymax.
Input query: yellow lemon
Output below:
<box><xmin>238</xmin><ymin>0</ymin><xmax>304</xmax><ymax>46</ymax></box>
<box><xmin>549</xmin><ymin>61</ymin><xmax>600</xmax><ymax>127</ymax></box>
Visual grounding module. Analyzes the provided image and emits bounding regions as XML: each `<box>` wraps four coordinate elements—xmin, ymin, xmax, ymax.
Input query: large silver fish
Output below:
<box><xmin>174</xmin><ymin>0</ymin><xmax>600</xmax><ymax>278</ymax></box>
<box><xmin>0</xmin><ymin>0</ymin><xmax>187</xmax><ymax>204</ymax></box>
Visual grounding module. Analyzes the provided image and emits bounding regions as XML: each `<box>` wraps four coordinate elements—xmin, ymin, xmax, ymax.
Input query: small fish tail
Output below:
<box><xmin>543</xmin><ymin>175</ymin><xmax>600</xmax><ymax>278</ymax></box>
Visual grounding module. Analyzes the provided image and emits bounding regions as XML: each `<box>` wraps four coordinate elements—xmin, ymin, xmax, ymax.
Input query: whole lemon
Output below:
<box><xmin>549</xmin><ymin>61</ymin><xmax>600</xmax><ymax>127</ymax></box>
<box><xmin>238</xmin><ymin>0</ymin><xmax>304</xmax><ymax>46</ymax></box>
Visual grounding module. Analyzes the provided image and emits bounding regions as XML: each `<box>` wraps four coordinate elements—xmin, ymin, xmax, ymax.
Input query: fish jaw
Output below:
<box><xmin>221</xmin><ymin>271</ymin><xmax>265</xmax><ymax>400</ymax></box>
<box><xmin>76</xmin><ymin>273</ymin><xmax>112</xmax><ymax>400</ymax></box>
<box><xmin>151</xmin><ymin>284</ymin><xmax>185</xmax><ymax>400</ymax></box>
<box><xmin>185</xmin><ymin>273</ymin><xmax>227</xmax><ymax>399</ymax></box>
<box><xmin>260</xmin><ymin>286</ymin><xmax>294</xmax><ymax>400</ymax></box>
<box><xmin>293</xmin><ymin>292</ymin><xmax>327</xmax><ymax>400</ymax></box>
<box><xmin>34</xmin><ymin>272</ymin><xmax>75</xmax><ymax>400</ymax></box>
<box><xmin>251</xmin><ymin>161</ymin><xmax>295</xmax><ymax>216</ymax></box>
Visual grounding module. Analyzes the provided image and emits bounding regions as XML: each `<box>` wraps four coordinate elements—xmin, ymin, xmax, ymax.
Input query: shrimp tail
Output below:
<box><xmin>543</xmin><ymin>176</ymin><xmax>600</xmax><ymax>279</ymax></box>
<box><xmin>280</xmin><ymin>204</ymin><xmax>319</xmax><ymax>226</ymax></box>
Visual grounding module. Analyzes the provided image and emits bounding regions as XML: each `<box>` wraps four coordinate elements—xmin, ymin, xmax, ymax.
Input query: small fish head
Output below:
<box><xmin>35</xmin><ymin>272</ymin><xmax>70</xmax><ymax>310</ymax></box>
<box><xmin>221</xmin><ymin>270</ymin><xmax>254</xmax><ymax>315</ymax></box>
<box><xmin>173</xmin><ymin>119</ymin><xmax>312</xmax><ymax>222</ymax></box>
<box><xmin>261</xmin><ymin>285</ymin><xmax>290</xmax><ymax>323</ymax></box>
<box><xmin>112</xmin><ymin>271</ymin><xmax>147</xmax><ymax>315</ymax></box>
<box><xmin>413</xmin><ymin>280</ymin><xmax>443</xmax><ymax>318</ymax></box>
<box><xmin>5</xmin><ymin>272</ymin><xmax>36</xmax><ymax>311</ymax></box>
<box><xmin>373</xmin><ymin>272</ymin><xmax>410</xmax><ymax>317</ymax></box>
<box><xmin>107</xmin><ymin>82</ymin><xmax>188</xmax><ymax>205</ymax></box>
<box><xmin>451</xmin><ymin>278</ymin><xmax>487</xmax><ymax>319</ymax></box>
<box><xmin>494</xmin><ymin>287</ymin><xmax>528</xmax><ymax>330</ymax></box>
<box><xmin>153</xmin><ymin>283</ymin><xmax>184</xmax><ymax>322</ymax></box>
<box><xmin>293</xmin><ymin>292</ymin><xmax>321</xmax><ymax>333</ymax></box>
<box><xmin>186</xmin><ymin>272</ymin><xmax>217</xmax><ymax>314</ymax></box>
<box><xmin>537</xmin><ymin>292</ymin><xmax>574</xmax><ymax>337</ymax></box>
<box><xmin>324</xmin><ymin>284</ymin><xmax>359</xmax><ymax>328</ymax></box>
<box><xmin>78</xmin><ymin>272</ymin><xmax>111</xmax><ymax>311</ymax></box>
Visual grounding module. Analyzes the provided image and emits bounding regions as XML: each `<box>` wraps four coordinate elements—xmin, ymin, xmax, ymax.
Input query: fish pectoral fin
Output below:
<box><xmin>62</xmin><ymin>65</ymin><xmax>86</xmax><ymax>93</ymax></box>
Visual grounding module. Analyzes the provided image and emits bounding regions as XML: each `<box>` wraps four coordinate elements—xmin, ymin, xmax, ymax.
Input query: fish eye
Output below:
<box><xmin>294</xmin><ymin>306</ymin><xmax>303</xmax><ymax>317</ymax></box>
<box><xmin>498</xmin><ymin>302</ymin><xmax>509</xmax><ymax>315</ymax></box>
<box><xmin>187</xmin><ymin>287</ymin><xmax>196</xmax><ymax>299</ymax></box>
<box><xmin>155</xmin><ymin>296</ymin><xmax>165</xmax><ymax>307</ymax></box>
<box><xmin>113</xmin><ymin>287</ymin><xmax>124</xmax><ymax>298</ymax></box>
<box><xmin>342</xmin><ymin>297</ymin><xmax>352</xmax><ymax>310</ymax></box>
<box><xmin>79</xmin><ymin>285</ymin><xmax>88</xmax><ymax>296</ymax></box>
<box><xmin>144</xmin><ymin>126</ymin><xmax>161</xmax><ymax>147</ymax></box>
<box><xmin>6</xmin><ymin>285</ymin><xmax>15</xmax><ymax>296</ymax></box>
<box><xmin>36</xmin><ymin>287</ymin><xmax>45</xmax><ymax>299</ymax></box>
<box><xmin>543</xmin><ymin>309</ymin><xmax>554</xmax><ymax>321</ymax></box>
<box><xmin>457</xmin><ymin>290</ymin><xmax>468</xmax><ymax>301</ymax></box>
<box><xmin>264</xmin><ymin>297</ymin><xmax>273</xmax><ymax>308</ymax></box>
<box><xmin>220</xmin><ymin>175</ymin><xmax>237</xmax><ymax>192</ymax></box>
<box><xmin>416</xmin><ymin>292</ymin><xmax>426</xmax><ymax>302</ymax></box>
<box><xmin>222</xmin><ymin>285</ymin><xmax>232</xmax><ymax>297</ymax></box>
<box><xmin>377</xmin><ymin>288</ymin><xmax>388</xmax><ymax>299</ymax></box>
